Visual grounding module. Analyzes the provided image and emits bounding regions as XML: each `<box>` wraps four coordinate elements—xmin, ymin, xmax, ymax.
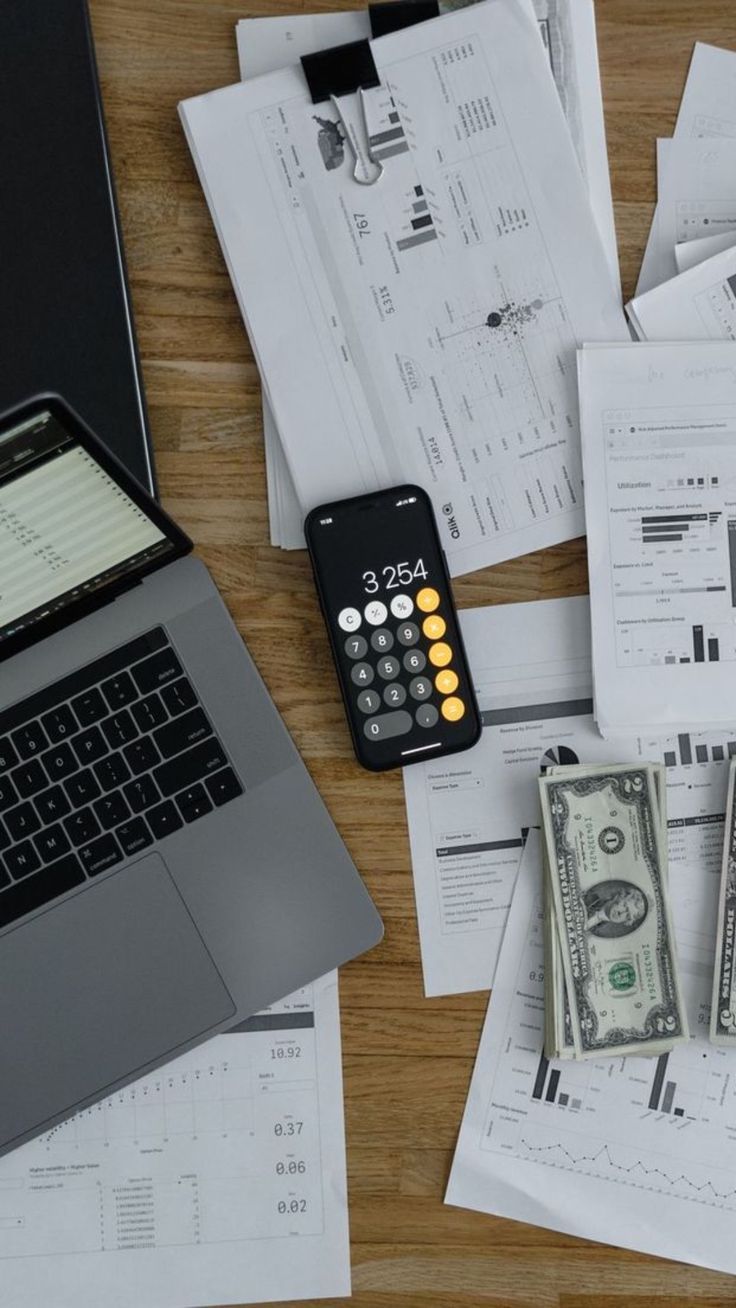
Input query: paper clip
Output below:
<box><xmin>329</xmin><ymin>89</ymin><xmax>384</xmax><ymax>186</ymax></box>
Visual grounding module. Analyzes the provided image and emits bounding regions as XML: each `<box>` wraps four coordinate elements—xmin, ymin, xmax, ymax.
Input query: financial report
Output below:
<box><xmin>446</xmin><ymin>831</ymin><xmax>736</xmax><ymax>1277</ymax></box>
<box><xmin>403</xmin><ymin>594</ymin><xmax>736</xmax><ymax>995</ymax></box>
<box><xmin>235</xmin><ymin>0</ymin><xmax>620</xmax><ymax>553</ymax></box>
<box><xmin>0</xmin><ymin>973</ymin><xmax>349</xmax><ymax>1308</ymax></box>
<box><xmin>182</xmin><ymin>0</ymin><xmax>626</xmax><ymax>576</ymax></box>
<box><xmin>580</xmin><ymin>341</ymin><xmax>736</xmax><ymax>735</ymax></box>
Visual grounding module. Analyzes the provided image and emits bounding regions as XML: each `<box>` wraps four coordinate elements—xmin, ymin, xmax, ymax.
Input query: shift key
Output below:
<box><xmin>153</xmin><ymin>738</ymin><xmax>227</xmax><ymax>797</ymax></box>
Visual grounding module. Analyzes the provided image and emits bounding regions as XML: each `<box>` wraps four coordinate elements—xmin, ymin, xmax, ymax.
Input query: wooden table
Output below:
<box><xmin>87</xmin><ymin>1</ymin><xmax>736</xmax><ymax>1302</ymax></box>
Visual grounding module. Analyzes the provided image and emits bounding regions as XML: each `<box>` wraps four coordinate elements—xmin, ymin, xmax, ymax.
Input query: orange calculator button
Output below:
<box><xmin>441</xmin><ymin>696</ymin><xmax>465</xmax><ymax>722</ymax></box>
<box><xmin>422</xmin><ymin>613</ymin><xmax>446</xmax><ymax>640</ymax></box>
<box><xmin>435</xmin><ymin>668</ymin><xmax>458</xmax><ymax>695</ymax></box>
<box><xmin>428</xmin><ymin>641</ymin><xmax>452</xmax><ymax>668</ymax></box>
<box><xmin>416</xmin><ymin>587</ymin><xmax>440</xmax><ymax>613</ymax></box>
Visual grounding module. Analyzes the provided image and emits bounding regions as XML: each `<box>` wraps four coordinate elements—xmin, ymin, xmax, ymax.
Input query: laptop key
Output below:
<box><xmin>70</xmin><ymin>687</ymin><xmax>108</xmax><ymax>727</ymax></box>
<box><xmin>4</xmin><ymin>839</ymin><xmax>42</xmax><ymax>880</ymax></box>
<box><xmin>79</xmin><ymin>833</ymin><xmax>123</xmax><ymax>877</ymax></box>
<box><xmin>72</xmin><ymin>726</ymin><xmax>108</xmax><ymax>767</ymax></box>
<box><xmin>0</xmin><ymin>852</ymin><xmax>84</xmax><ymax>926</ymax></box>
<box><xmin>101</xmin><ymin>709</ymin><xmax>138</xmax><ymax>750</ymax></box>
<box><xmin>0</xmin><ymin>737</ymin><xmax>19</xmax><ymax>772</ymax></box>
<box><xmin>116</xmin><ymin>817</ymin><xmax>153</xmax><ymax>856</ymax></box>
<box><xmin>40</xmin><ymin>704</ymin><xmax>78</xmax><ymax>744</ymax></box>
<box><xmin>100</xmin><ymin>671</ymin><xmax>137</xmax><ymax>710</ymax></box>
<box><xmin>132</xmin><ymin>647</ymin><xmax>183</xmax><ymax>695</ymax></box>
<box><xmin>11</xmin><ymin>721</ymin><xmax>49</xmax><ymax>760</ymax></box>
<box><xmin>64</xmin><ymin>806</ymin><xmax>101</xmax><ymax>846</ymax></box>
<box><xmin>64</xmin><ymin>768</ymin><xmax>102</xmax><ymax>809</ymax></box>
<box><xmin>205</xmin><ymin>767</ymin><xmax>244</xmax><ymax>808</ymax></box>
<box><xmin>93</xmin><ymin>791</ymin><xmax>131</xmax><ymax>832</ymax></box>
<box><xmin>33</xmin><ymin>824</ymin><xmax>72</xmax><ymax>865</ymax></box>
<box><xmin>147</xmin><ymin>800</ymin><xmax>183</xmax><ymax>840</ymax></box>
<box><xmin>123</xmin><ymin>775</ymin><xmax>160</xmax><ymax>814</ymax></box>
<box><xmin>122</xmin><ymin>737</ymin><xmax>160</xmax><ymax>776</ymax></box>
<box><xmin>0</xmin><ymin>776</ymin><xmax>19</xmax><ymax>813</ymax></box>
<box><xmin>153</xmin><ymin>739</ymin><xmax>227</xmax><ymax>798</ymax></box>
<box><xmin>11</xmin><ymin>759</ymin><xmax>47</xmax><ymax>799</ymax></box>
<box><xmin>36</xmin><ymin>785</ymin><xmax>72</xmax><ymax>824</ymax></box>
<box><xmin>153</xmin><ymin>708</ymin><xmax>211</xmax><ymax>760</ymax></box>
<box><xmin>131</xmin><ymin>693</ymin><xmax>167</xmax><ymax>733</ymax></box>
<box><xmin>42</xmin><ymin>742</ymin><xmax>78</xmax><ymax>781</ymax></box>
<box><xmin>5</xmin><ymin>801</ymin><xmax>41</xmax><ymax>842</ymax></box>
<box><xmin>94</xmin><ymin>753</ymin><xmax>131</xmax><ymax>792</ymax></box>
<box><xmin>175</xmin><ymin>783</ymin><xmax>213</xmax><ymax>824</ymax></box>
<box><xmin>161</xmin><ymin>678</ymin><xmax>197</xmax><ymax>717</ymax></box>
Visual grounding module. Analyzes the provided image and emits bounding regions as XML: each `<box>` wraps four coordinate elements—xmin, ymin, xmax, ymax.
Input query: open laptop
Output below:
<box><xmin>0</xmin><ymin>395</ymin><xmax>383</xmax><ymax>1158</ymax></box>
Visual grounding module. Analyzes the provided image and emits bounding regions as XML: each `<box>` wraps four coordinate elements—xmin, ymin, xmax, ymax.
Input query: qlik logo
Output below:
<box><xmin>442</xmin><ymin>501</ymin><xmax>460</xmax><ymax>540</ymax></box>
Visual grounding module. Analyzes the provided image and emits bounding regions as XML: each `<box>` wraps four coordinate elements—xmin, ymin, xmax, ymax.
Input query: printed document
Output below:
<box><xmin>628</xmin><ymin>242</ymin><xmax>736</xmax><ymax>340</ymax></box>
<box><xmin>580</xmin><ymin>341</ymin><xmax>736</xmax><ymax>736</ymax></box>
<box><xmin>446</xmin><ymin>830</ymin><xmax>736</xmax><ymax>1277</ymax></box>
<box><xmin>235</xmin><ymin>0</ymin><xmax>620</xmax><ymax>552</ymax></box>
<box><xmin>182</xmin><ymin>1</ymin><xmax>627</xmax><ymax>576</ymax></box>
<box><xmin>403</xmin><ymin>593</ymin><xmax>736</xmax><ymax>994</ymax></box>
<box><xmin>0</xmin><ymin>972</ymin><xmax>349</xmax><ymax>1308</ymax></box>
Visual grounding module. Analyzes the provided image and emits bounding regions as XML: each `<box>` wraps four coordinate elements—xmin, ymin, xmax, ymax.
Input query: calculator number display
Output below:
<box><xmin>362</xmin><ymin>558</ymin><xmax>427</xmax><ymax>594</ymax></box>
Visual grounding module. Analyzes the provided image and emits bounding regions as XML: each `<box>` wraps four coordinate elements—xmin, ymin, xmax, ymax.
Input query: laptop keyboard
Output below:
<box><xmin>0</xmin><ymin>627</ymin><xmax>243</xmax><ymax>930</ymax></box>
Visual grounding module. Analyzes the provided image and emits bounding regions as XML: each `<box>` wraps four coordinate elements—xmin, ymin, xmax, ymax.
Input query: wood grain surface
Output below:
<box><xmin>86</xmin><ymin>1</ymin><xmax>736</xmax><ymax>1303</ymax></box>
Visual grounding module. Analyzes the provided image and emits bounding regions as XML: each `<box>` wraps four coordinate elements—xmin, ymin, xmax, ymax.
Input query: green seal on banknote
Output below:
<box><xmin>608</xmin><ymin>961</ymin><xmax>636</xmax><ymax>992</ymax></box>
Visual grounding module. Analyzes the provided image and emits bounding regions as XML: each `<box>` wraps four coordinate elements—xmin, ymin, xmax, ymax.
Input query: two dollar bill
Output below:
<box><xmin>538</xmin><ymin>763</ymin><xmax>689</xmax><ymax>1060</ymax></box>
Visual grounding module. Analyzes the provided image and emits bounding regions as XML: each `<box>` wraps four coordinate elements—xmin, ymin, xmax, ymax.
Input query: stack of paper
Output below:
<box><xmin>634</xmin><ymin>44</ymin><xmax>736</xmax><ymax>299</ymax></box>
<box><xmin>235</xmin><ymin>0</ymin><xmax>620</xmax><ymax>552</ymax></box>
<box><xmin>181</xmin><ymin>0</ymin><xmax>626</xmax><ymax>576</ymax></box>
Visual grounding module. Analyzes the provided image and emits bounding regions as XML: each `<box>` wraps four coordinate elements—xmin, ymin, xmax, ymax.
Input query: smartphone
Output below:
<box><xmin>305</xmin><ymin>485</ymin><xmax>481</xmax><ymax>771</ymax></box>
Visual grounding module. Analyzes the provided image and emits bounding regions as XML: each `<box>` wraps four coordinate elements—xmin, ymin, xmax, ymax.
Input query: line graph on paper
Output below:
<box><xmin>40</xmin><ymin>1057</ymin><xmax>256</xmax><ymax>1146</ymax></box>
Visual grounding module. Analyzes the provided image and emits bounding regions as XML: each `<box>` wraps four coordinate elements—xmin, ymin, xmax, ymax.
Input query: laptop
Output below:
<box><xmin>0</xmin><ymin>0</ymin><xmax>155</xmax><ymax>493</ymax></box>
<box><xmin>0</xmin><ymin>395</ymin><xmax>383</xmax><ymax>1158</ymax></box>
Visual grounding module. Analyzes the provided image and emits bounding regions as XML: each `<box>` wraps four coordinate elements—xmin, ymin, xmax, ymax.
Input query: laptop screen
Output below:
<box><xmin>0</xmin><ymin>407</ymin><xmax>180</xmax><ymax>649</ymax></box>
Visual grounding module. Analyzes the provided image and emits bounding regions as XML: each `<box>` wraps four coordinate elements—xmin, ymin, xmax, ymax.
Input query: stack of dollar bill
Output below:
<box><xmin>538</xmin><ymin>762</ymin><xmax>689</xmax><ymax>1060</ymax></box>
<box><xmin>711</xmin><ymin>759</ymin><xmax>736</xmax><ymax>1044</ymax></box>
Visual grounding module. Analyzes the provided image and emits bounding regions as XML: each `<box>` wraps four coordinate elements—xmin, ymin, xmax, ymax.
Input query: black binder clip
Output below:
<box><xmin>300</xmin><ymin>0</ymin><xmax>439</xmax><ymax>187</ymax></box>
<box><xmin>302</xmin><ymin>40</ymin><xmax>384</xmax><ymax>185</ymax></box>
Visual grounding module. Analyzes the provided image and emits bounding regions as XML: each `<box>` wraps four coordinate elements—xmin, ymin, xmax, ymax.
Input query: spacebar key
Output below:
<box><xmin>0</xmin><ymin>853</ymin><xmax>85</xmax><ymax>929</ymax></box>
<box><xmin>153</xmin><ymin>738</ymin><xmax>228</xmax><ymax>797</ymax></box>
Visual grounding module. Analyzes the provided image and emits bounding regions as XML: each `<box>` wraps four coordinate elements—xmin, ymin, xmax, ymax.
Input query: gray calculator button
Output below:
<box><xmin>403</xmin><ymin>649</ymin><xmax>426</xmax><ymax>674</ymax></box>
<box><xmin>415</xmin><ymin>703</ymin><xmax>439</xmax><ymax>728</ymax></box>
<box><xmin>357</xmin><ymin>689</ymin><xmax>381</xmax><ymax>714</ymax></box>
<box><xmin>409</xmin><ymin>675</ymin><xmax>433</xmax><ymax>701</ymax></box>
<box><xmin>351</xmin><ymin>661</ymin><xmax>374</xmax><ymax>687</ymax></box>
<box><xmin>345</xmin><ymin>634</ymin><xmax>368</xmax><ymax>659</ymax></box>
<box><xmin>371</xmin><ymin>627</ymin><xmax>394</xmax><ymax>653</ymax></box>
<box><xmin>383</xmin><ymin>682</ymin><xmax>407</xmax><ymax>708</ymax></box>
<box><xmin>396</xmin><ymin>622</ymin><xmax>420</xmax><ymax>647</ymax></box>
<box><xmin>377</xmin><ymin>655</ymin><xmax>401</xmax><ymax>680</ymax></box>
<box><xmin>363</xmin><ymin>710</ymin><xmax>413</xmax><ymax>741</ymax></box>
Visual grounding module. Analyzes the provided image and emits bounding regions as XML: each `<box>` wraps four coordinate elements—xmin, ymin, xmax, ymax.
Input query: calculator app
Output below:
<box><xmin>307</xmin><ymin>487</ymin><xmax>480</xmax><ymax>770</ymax></box>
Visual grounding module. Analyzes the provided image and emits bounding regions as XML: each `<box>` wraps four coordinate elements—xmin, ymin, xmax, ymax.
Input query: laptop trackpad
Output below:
<box><xmin>0</xmin><ymin>853</ymin><xmax>235</xmax><ymax>1152</ymax></box>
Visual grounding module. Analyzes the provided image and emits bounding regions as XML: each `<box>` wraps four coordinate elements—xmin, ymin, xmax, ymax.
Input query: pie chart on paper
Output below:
<box><xmin>540</xmin><ymin>744</ymin><xmax>579</xmax><ymax>771</ymax></box>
